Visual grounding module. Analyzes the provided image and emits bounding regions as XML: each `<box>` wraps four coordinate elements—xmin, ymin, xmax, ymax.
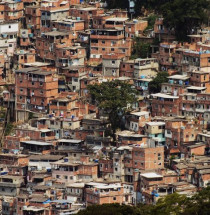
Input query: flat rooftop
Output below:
<box><xmin>168</xmin><ymin>75</ymin><xmax>189</xmax><ymax>80</ymax></box>
<box><xmin>57</xmin><ymin>139</ymin><xmax>83</xmax><ymax>143</ymax></box>
<box><xmin>106</xmin><ymin>17</ymin><xmax>128</xmax><ymax>22</ymax></box>
<box><xmin>66</xmin><ymin>182</ymin><xmax>85</xmax><ymax>188</ymax></box>
<box><xmin>23</xmin><ymin>62</ymin><xmax>51</xmax><ymax>67</ymax></box>
<box><xmin>146</xmin><ymin>121</ymin><xmax>165</xmax><ymax>126</ymax></box>
<box><xmin>51</xmin><ymin>159</ymin><xmax>81</xmax><ymax>166</ymax></box>
<box><xmin>141</xmin><ymin>172</ymin><xmax>163</xmax><ymax>178</ymax></box>
<box><xmin>130</xmin><ymin>111</ymin><xmax>150</xmax><ymax>117</ymax></box>
<box><xmin>187</xmin><ymin>86</ymin><xmax>206</xmax><ymax>90</ymax></box>
<box><xmin>29</xmin><ymin>155</ymin><xmax>63</xmax><ymax>161</ymax></box>
<box><xmin>151</xmin><ymin>93</ymin><xmax>179</xmax><ymax>99</ymax></box>
<box><xmin>44</xmin><ymin>31</ymin><xmax>70</xmax><ymax>36</ymax></box>
<box><xmin>21</xmin><ymin>141</ymin><xmax>53</xmax><ymax>146</ymax></box>
<box><xmin>117</xmin><ymin>130</ymin><xmax>146</xmax><ymax>138</ymax></box>
<box><xmin>16</xmin><ymin>67</ymin><xmax>39</xmax><ymax>73</ymax></box>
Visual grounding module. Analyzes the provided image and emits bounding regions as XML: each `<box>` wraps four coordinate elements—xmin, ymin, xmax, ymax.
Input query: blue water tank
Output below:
<box><xmin>64</xmin><ymin>158</ymin><xmax>68</xmax><ymax>162</ymax></box>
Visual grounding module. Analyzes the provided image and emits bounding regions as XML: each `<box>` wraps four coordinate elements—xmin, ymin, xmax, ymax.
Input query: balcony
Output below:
<box><xmin>181</xmin><ymin>60</ymin><xmax>189</xmax><ymax>65</ymax></box>
<box><xmin>195</xmin><ymin>108</ymin><xmax>206</xmax><ymax>113</ymax></box>
<box><xmin>165</xmin><ymin>131</ymin><xmax>172</xmax><ymax>138</ymax></box>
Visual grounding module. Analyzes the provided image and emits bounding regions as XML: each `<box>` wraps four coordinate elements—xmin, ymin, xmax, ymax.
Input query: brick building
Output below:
<box><xmin>15</xmin><ymin>67</ymin><xmax>58</xmax><ymax>121</ymax></box>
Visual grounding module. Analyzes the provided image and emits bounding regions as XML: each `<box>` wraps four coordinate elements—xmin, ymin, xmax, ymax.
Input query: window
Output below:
<box><xmin>40</xmin><ymin>82</ymin><xmax>43</xmax><ymax>86</ymax></box>
<box><xmin>111</xmin><ymin>48</ymin><xmax>115</xmax><ymax>51</ymax></box>
<box><xmin>40</xmin><ymin>90</ymin><xmax>43</xmax><ymax>94</ymax></box>
<box><xmin>64</xmin><ymin>176</ymin><xmax>68</xmax><ymax>180</ymax></box>
<box><xmin>9</xmin><ymin>25</ymin><xmax>11</xmax><ymax>29</ymax></box>
<box><xmin>32</xmin><ymin>82</ymin><xmax>34</xmax><ymax>85</ymax></box>
<box><xmin>112</xmin><ymin>60</ymin><xmax>115</xmax><ymax>64</ymax></box>
<box><xmin>113</xmin><ymin>197</ymin><xmax>116</xmax><ymax>200</ymax></box>
<box><xmin>56</xmin><ymin>175</ymin><xmax>60</xmax><ymax>179</ymax></box>
<box><xmin>102</xmin><ymin>41</ymin><xmax>105</xmax><ymax>44</ymax></box>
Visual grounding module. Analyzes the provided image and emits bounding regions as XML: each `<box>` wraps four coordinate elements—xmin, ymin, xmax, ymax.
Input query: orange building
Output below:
<box><xmin>86</xmin><ymin>183</ymin><xmax>124</xmax><ymax>205</ymax></box>
<box><xmin>132</xmin><ymin>145</ymin><xmax>164</xmax><ymax>170</ymax></box>
<box><xmin>151</xmin><ymin>93</ymin><xmax>181</xmax><ymax>117</ymax></box>
<box><xmin>90</xmin><ymin>28</ymin><xmax>131</xmax><ymax>62</ymax></box>
<box><xmin>15</xmin><ymin>67</ymin><xmax>58</xmax><ymax>121</ymax></box>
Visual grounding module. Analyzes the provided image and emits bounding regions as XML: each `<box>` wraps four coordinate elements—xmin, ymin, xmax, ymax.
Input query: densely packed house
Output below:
<box><xmin>0</xmin><ymin>0</ymin><xmax>209</xmax><ymax>214</ymax></box>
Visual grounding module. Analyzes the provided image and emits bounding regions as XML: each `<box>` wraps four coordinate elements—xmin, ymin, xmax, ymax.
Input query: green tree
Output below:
<box><xmin>77</xmin><ymin>204</ymin><xmax>141</xmax><ymax>215</ymax></box>
<box><xmin>134</xmin><ymin>0</ymin><xmax>209</xmax><ymax>41</ymax></box>
<box><xmin>105</xmin><ymin>0</ymin><xmax>129</xmax><ymax>9</ymax></box>
<box><xmin>148</xmin><ymin>72</ymin><xmax>168</xmax><ymax>93</ymax></box>
<box><xmin>134</xmin><ymin>0</ymin><xmax>169</xmax><ymax>16</ymax></box>
<box><xmin>131</xmin><ymin>38</ymin><xmax>151</xmax><ymax>59</ymax></box>
<box><xmin>151</xmin><ymin>193</ymin><xmax>188</xmax><ymax>215</ymax></box>
<box><xmin>77</xmin><ymin>188</ymin><xmax>210</xmax><ymax>215</ymax></box>
<box><xmin>137</xmin><ymin>203</ymin><xmax>155</xmax><ymax>215</ymax></box>
<box><xmin>4</xmin><ymin>122</ymin><xmax>14</xmax><ymax>136</ymax></box>
<box><xmin>182</xmin><ymin>186</ymin><xmax>210</xmax><ymax>215</ymax></box>
<box><xmin>161</xmin><ymin>0</ymin><xmax>210</xmax><ymax>41</ymax></box>
<box><xmin>145</xmin><ymin>14</ymin><xmax>158</xmax><ymax>31</ymax></box>
<box><xmin>87</xmin><ymin>80</ymin><xmax>137</xmax><ymax>138</ymax></box>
